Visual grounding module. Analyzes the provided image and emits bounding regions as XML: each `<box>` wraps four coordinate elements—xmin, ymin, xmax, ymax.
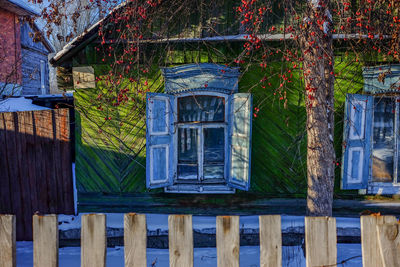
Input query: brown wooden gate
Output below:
<box><xmin>0</xmin><ymin>108</ymin><xmax>74</xmax><ymax>240</ymax></box>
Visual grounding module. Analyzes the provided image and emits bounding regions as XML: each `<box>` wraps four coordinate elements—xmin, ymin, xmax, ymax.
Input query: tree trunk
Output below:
<box><xmin>300</xmin><ymin>0</ymin><xmax>335</xmax><ymax>216</ymax></box>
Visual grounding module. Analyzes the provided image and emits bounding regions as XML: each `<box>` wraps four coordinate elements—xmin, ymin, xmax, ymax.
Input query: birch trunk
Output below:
<box><xmin>301</xmin><ymin>0</ymin><xmax>335</xmax><ymax>216</ymax></box>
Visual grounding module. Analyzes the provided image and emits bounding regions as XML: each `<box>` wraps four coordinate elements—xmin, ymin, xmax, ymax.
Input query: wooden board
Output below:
<box><xmin>377</xmin><ymin>223</ymin><xmax>400</xmax><ymax>267</ymax></box>
<box><xmin>361</xmin><ymin>215</ymin><xmax>397</xmax><ymax>267</ymax></box>
<box><xmin>216</xmin><ymin>216</ymin><xmax>239</xmax><ymax>267</ymax></box>
<box><xmin>259</xmin><ymin>215</ymin><xmax>282</xmax><ymax>267</ymax></box>
<box><xmin>81</xmin><ymin>214</ymin><xmax>106</xmax><ymax>267</ymax></box>
<box><xmin>124</xmin><ymin>213</ymin><xmax>147</xmax><ymax>267</ymax></box>
<box><xmin>33</xmin><ymin>215</ymin><xmax>58</xmax><ymax>267</ymax></box>
<box><xmin>305</xmin><ymin>216</ymin><xmax>336</xmax><ymax>267</ymax></box>
<box><xmin>168</xmin><ymin>215</ymin><xmax>193</xmax><ymax>267</ymax></box>
<box><xmin>0</xmin><ymin>215</ymin><xmax>16</xmax><ymax>267</ymax></box>
<box><xmin>0</xmin><ymin>109</ymin><xmax>73</xmax><ymax>240</ymax></box>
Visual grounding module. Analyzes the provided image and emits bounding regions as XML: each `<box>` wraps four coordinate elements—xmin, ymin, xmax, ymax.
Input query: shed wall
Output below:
<box><xmin>20</xmin><ymin>22</ymin><xmax>50</xmax><ymax>95</ymax></box>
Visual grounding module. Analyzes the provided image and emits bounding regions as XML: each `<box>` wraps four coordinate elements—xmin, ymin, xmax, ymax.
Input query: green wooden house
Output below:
<box><xmin>50</xmin><ymin>0</ymin><xmax>400</xmax><ymax>215</ymax></box>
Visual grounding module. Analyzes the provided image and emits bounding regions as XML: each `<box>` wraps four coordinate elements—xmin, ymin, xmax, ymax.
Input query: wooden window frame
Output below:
<box><xmin>175</xmin><ymin>92</ymin><xmax>228</xmax><ymax>185</ymax></box>
<box><xmin>367</xmin><ymin>96</ymin><xmax>400</xmax><ymax>194</ymax></box>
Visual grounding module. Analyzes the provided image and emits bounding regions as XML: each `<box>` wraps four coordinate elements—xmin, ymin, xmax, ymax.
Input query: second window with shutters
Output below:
<box><xmin>341</xmin><ymin>64</ymin><xmax>400</xmax><ymax>194</ymax></box>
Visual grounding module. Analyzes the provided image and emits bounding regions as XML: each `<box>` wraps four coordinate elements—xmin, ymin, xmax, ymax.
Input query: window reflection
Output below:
<box><xmin>372</xmin><ymin>97</ymin><xmax>395</xmax><ymax>182</ymax></box>
<box><xmin>177</xmin><ymin>128</ymin><xmax>198</xmax><ymax>180</ymax></box>
<box><xmin>178</xmin><ymin>96</ymin><xmax>224</xmax><ymax>122</ymax></box>
<box><xmin>203</xmin><ymin>128</ymin><xmax>225</xmax><ymax>179</ymax></box>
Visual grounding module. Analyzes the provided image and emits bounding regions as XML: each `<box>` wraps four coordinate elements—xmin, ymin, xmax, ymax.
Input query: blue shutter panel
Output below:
<box><xmin>228</xmin><ymin>93</ymin><xmax>252</xmax><ymax>191</ymax></box>
<box><xmin>341</xmin><ymin>94</ymin><xmax>373</xmax><ymax>189</ymax></box>
<box><xmin>146</xmin><ymin>93</ymin><xmax>175</xmax><ymax>189</ymax></box>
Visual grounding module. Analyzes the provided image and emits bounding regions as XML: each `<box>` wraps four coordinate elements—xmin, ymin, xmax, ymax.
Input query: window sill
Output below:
<box><xmin>368</xmin><ymin>182</ymin><xmax>400</xmax><ymax>195</ymax></box>
<box><xmin>164</xmin><ymin>184</ymin><xmax>235</xmax><ymax>194</ymax></box>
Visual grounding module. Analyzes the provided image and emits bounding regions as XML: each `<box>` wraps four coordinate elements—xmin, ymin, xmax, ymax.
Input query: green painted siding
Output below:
<box><xmin>73</xmin><ymin>53</ymin><xmax>364</xmax><ymax>212</ymax></box>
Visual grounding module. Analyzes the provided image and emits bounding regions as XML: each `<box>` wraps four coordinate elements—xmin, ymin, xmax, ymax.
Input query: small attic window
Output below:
<box><xmin>145</xmin><ymin>64</ymin><xmax>252</xmax><ymax>194</ymax></box>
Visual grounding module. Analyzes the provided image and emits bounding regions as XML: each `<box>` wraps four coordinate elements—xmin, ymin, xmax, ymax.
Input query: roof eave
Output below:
<box><xmin>0</xmin><ymin>0</ymin><xmax>40</xmax><ymax>16</ymax></box>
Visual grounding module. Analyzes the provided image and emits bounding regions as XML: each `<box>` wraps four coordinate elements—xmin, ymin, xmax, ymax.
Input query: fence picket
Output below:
<box><xmin>259</xmin><ymin>215</ymin><xmax>282</xmax><ymax>267</ymax></box>
<box><xmin>124</xmin><ymin>213</ymin><xmax>147</xmax><ymax>267</ymax></box>
<box><xmin>81</xmin><ymin>214</ymin><xmax>106</xmax><ymax>267</ymax></box>
<box><xmin>376</xmin><ymin>222</ymin><xmax>400</xmax><ymax>267</ymax></box>
<box><xmin>5</xmin><ymin>213</ymin><xmax>400</xmax><ymax>265</ymax></box>
<box><xmin>0</xmin><ymin>215</ymin><xmax>16</xmax><ymax>267</ymax></box>
<box><xmin>361</xmin><ymin>215</ymin><xmax>397</xmax><ymax>267</ymax></box>
<box><xmin>305</xmin><ymin>216</ymin><xmax>336</xmax><ymax>267</ymax></box>
<box><xmin>216</xmin><ymin>216</ymin><xmax>239</xmax><ymax>267</ymax></box>
<box><xmin>168</xmin><ymin>215</ymin><xmax>193</xmax><ymax>267</ymax></box>
<box><xmin>33</xmin><ymin>215</ymin><xmax>58</xmax><ymax>267</ymax></box>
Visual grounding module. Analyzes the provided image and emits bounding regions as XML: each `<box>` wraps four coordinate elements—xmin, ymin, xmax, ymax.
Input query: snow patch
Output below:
<box><xmin>58</xmin><ymin>213</ymin><xmax>361</xmax><ymax>233</ymax></box>
<box><xmin>0</xmin><ymin>97</ymin><xmax>50</xmax><ymax>112</ymax></box>
<box><xmin>15</xmin><ymin>241</ymin><xmax>363</xmax><ymax>267</ymax></box>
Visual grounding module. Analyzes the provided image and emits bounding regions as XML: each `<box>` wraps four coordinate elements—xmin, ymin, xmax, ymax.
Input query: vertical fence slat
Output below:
<box><xmin>377</xmin><ymin>223</ymin><xmax>400</xmax><ymax>267</ymax></box>
<box><xmin>216</xmin><ymin>216</ymin><xmax>239</xmax><ymax>267</ymax></box>
<box><xmin>0</xmin><ymin>114</ymin><xmax>12</xmax><ymax>214</ymax></box>
<box><xmin>33</xmin><ymin>214</ymin><xmax>58</xmax><ymax>267</ymax></box>
<box><xmin>124</xmin><ymin>213</ymin><xmax>147</xmax><ymax>267</ymax></box>
<box><xmin>81</xmin><ymin>214</ymin><xmax>106</xmax><ymax>267</ymax></box>
<box><xmin>33</xmin><ymin>111</ymin><xmax>48</xmax><ymax>214</ymax></box>
<box><xmin>259</xmin><ymin>215</ymin><xmax>282</xmax><ymax>267</ymax></box>
<box><xmin>3</xmin><ymin>113</ymin><xmax>24</xmax><ymax>240</ymax></box>
<box><xmin>17</xmin><ymin>112</ymin><xmax>33</xmax><ymax>240</ymax></box>
<box><xmin>168</xmin><ymin>215</ymin><xmax>193</xmax><ymax>267</ymax></box>
<box><xmin>361</xmin><ymin>215</ymin><xmax>397</xmax><ymax>267</ymax></box>
<box><xmin>305</xmin><ymin>216</ymin><xmax>336</xmax><ymax>267</ymax></box>
<box><xmin>0</xmin><ymin>215</ymin><xmax>16</xmax><ymax>267</ymax></box>
<box><xmin>23</xmin><ymin>112</ymin><xmax>38</xmax><ymax>214</ymax></box>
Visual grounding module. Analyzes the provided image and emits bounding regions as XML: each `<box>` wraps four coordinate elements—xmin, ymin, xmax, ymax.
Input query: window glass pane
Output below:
<box><xmin>204</xmin><ymin>165</ymin><xmax>224</xmax><ymax>179</ymax></box>
<box><xmin>177</xmin><ymin>165</ymin><xmax>198</xmax><ymax>180</ymax></box>
<box><xmin>178</xmin><ymin>96</ymin><xmax>224</xmax><ymax>122</ymax></box>
<box><xmin>372</xmin><ymin>97</ymin><xmax>395</xmax><ymax>182</ymax></box>
<box><xmin>203</xmin><ymin>127</ymin><xmax>224</xmax><ymax>179</ymax></box>
<box><xmin>178</xmin><ymin>127</ymin><xmax>198</xmax><ymax>179</ymax></box>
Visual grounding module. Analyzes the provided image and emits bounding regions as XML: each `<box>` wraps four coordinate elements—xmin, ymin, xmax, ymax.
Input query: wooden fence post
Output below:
<box><xmin>305</xmin><ymin>216</ymin><xmax>336</xmax><ymax>267</ymax></box>
<box><xmin>377</xmin><ymin>222</ymin><xmax>400</xmax><ymax>267</ymax></box>
<box><xmin>124</xmin><ymin>213</ymin><xmax>147</xmax><ymax>267</ymax></box>
<box><xmin>259</xmin><ymin>215</ymin><xmax>282</xmax><ymax>267</ymax></box>
<box><xmin>361</xmin><ymin>215</ymin><xmax>397</xmax><ymax>267</ymax></box>
<box><xmin>33</xmin><ymin>215</ymin><xmax>58</xmax><ymax>267</ymax></box>
<box><xmin>216</xmin><ymin>216</ymin><xmax>239</xmax><ymax>267</ymax></box>
<box><xmin>168</xmin><ymin>215</ymin><xmax>193</xmax><ymax>267</ymax></box>
<box><xmin>0</xmin><ymin>215</ymin><xmax>16</xmax><ymax>267</ymax></box>
<box><xmin>81</xmin><ymin>214</ymin><xmax>106</xmax><ymax>267</ymax></box>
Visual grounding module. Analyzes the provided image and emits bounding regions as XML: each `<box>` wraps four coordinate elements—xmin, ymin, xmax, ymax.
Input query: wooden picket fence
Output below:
<box><xmin>0</xmin><ymin>214</ymin><xmax>399</xmax><ymax>267</ymax></box>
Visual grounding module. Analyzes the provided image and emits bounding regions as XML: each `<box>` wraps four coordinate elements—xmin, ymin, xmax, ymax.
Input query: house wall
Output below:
<box><xmin>71</xmin><ymin>44</ymin><xmax>365</xmax><ymax>213</ymax></box>
<box><xmin>20</xmin><ymin>22</ymin><xmax>50</xmax><ymax>95</ymax></box>
<box><xmin>0</xmin><ymin>8</ymin><xmax>22</xmax><ymax>94</ymax></box>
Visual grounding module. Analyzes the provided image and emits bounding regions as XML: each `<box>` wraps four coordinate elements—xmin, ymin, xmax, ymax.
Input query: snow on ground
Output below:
<box><xmin>0</xmin><ymin>97</ymin><xmax>50</xmax><ymax>112</ymax></box>
<box><xmin>16</xmin><ymin>242</ymin><xmax>362</xmax><ymax>267</ymax></box>
<box><xmin>58</xmin><ymin>213</ymin><xmax>360</xmax><ymax>234</ymax></box>
<box><xmin>48</xmin><ymin>214</ymin><xmax>363</xmax><ymax>266</ymax></box>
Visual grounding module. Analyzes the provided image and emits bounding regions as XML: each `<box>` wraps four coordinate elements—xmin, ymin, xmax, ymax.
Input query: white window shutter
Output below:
<box><xmin>228</xmin><ymin>93</ymin><xmax>252</xmax><ymax>191</ymax></box>
<box><xmin>146</xmin><ymin>93</ymin><xmax>175</xmax><ymax>189</ymax></box>
<box><xmin>341</xmin><ymin>94</ymin><xmax>373</xmax><ymax>189</ymax></box>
